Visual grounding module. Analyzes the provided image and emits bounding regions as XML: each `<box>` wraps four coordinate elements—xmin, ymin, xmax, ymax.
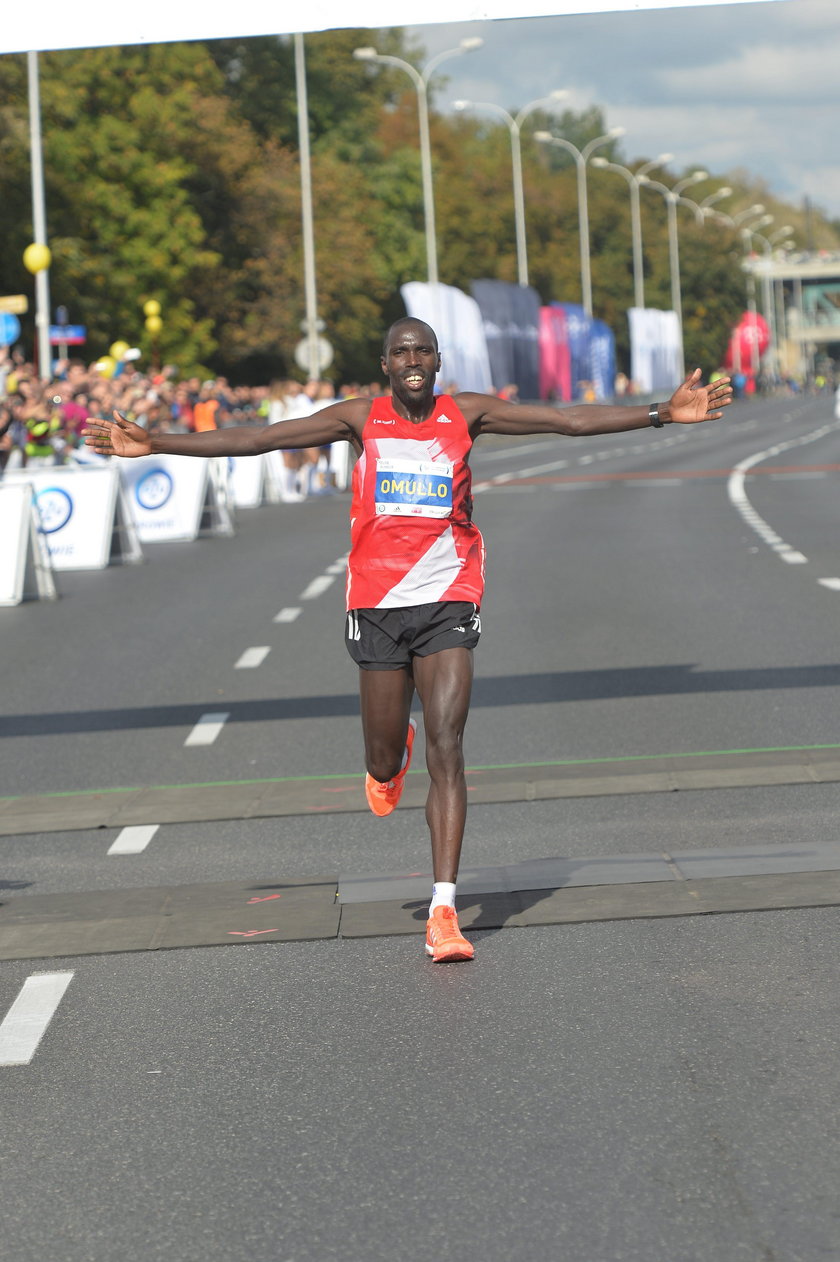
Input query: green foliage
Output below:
<box><xmin>0</xmin><ymin>35</ymin><xmax>837</xmax><ymax>384</ymax></box>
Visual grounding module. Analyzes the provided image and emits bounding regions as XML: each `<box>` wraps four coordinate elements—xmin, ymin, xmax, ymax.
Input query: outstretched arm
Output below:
<box><xmin>83</xmin><ymin>399</ymin><xmax>365</xmax><ymax>459</ymax></box>
<box><xmin>461</xmin><ymin>369</ymin><xmax>732</xmax><ymax>438</ymax></box>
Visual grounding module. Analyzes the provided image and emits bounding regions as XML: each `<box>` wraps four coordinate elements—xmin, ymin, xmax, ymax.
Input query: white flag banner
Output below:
<box><xmin>628</xmin><ymin>307</ymin><xmax>683</xmax><ymax>395</ymax></box>
<box><xmin>401</xmin><ymin>282</ymin><xmax>494</xmax><ymax>394</ymax></box>
<box><xmin>0</xmin><ymin>1</ymin><xmax>784</xmax><ymax>55</ymax></box>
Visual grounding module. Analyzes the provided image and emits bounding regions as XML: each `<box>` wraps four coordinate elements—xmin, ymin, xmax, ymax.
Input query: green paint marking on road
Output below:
<box><xmin>2</xmin><ymin>742</ymin><xmax>840</xmax><ymax>805</ymax></box>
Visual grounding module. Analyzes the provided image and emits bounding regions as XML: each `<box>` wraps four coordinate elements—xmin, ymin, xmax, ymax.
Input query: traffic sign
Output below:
<box><xmin>49</xmin><ymin>324</ymin><xmax>86</xmax><ymax>346</ymax></box>
<box><xmin>0</xmin><ymin>312</ymin><xmax>21</xmax><ymax>346</ymax></box>
<box><xmin>294</xmin><ymin>336</ymin><xmax>333</xmax><ymax>374</ymax></box>
<box><xmin>0</xmin><ymin>295</ymin><xmax>28</xmax><ymax>315</ymax></box>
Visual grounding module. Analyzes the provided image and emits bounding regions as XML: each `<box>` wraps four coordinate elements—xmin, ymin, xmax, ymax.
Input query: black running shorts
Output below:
<box><xmin>345</xmin><ymin>602</ymin><xmax>482</xmax><ymax>670</ymax></box>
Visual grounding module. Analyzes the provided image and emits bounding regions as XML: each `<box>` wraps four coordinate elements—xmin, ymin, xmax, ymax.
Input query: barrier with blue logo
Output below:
<box><xmin>4</xmin><ymin>465</ymin><xmax>141</xmax><ymax>570</ymax></box>
<box><xmin>119</xmin><ymin>454</ymin><xmax>233</xmax><ymax>541</ymax></box>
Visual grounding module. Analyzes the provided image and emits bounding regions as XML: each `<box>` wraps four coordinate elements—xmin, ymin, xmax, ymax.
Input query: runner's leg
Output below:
<box><xmin>358</xmin><ymin>666</ymin><xmax>415</xmax><ymax>783</ymax></box>
<box><xmin>411</xmin><ymin>646</ymin><xmax>473</xmax><ymax>883</ymax></box>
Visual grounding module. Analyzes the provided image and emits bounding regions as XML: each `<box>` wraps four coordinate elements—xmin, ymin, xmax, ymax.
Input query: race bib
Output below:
<box><xmin>374</xmin><ymin>457</ymin><xmax>453</xmax><ymax>517</ymax></box>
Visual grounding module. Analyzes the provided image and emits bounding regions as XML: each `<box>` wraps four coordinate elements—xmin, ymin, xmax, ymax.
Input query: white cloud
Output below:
<box><xmin>406</xmin><ymin>0</ymin><xmax>840</xmax><ymax>217</ymax></box>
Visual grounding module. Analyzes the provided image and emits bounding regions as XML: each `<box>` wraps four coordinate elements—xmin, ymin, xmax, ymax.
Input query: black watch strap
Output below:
<box><xmin>648</xmin><ymin>403</ymin><xmax>663</xmax><ymax>428</ymax></box>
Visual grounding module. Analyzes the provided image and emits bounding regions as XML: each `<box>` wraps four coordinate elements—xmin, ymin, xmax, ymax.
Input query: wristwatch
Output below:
<box><xmin>648</xmin><ymin>403</ymin><xmax>663</xmax><ymax>428</ymax></box>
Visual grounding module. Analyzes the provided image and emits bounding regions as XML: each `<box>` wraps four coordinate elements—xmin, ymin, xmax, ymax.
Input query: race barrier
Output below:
<box><xmin>119</xmin><ymin>453</ymin><xmax>234</xmax><ymax>542</ymax></box>
<box><xmin>4</xmin><ymin>465</ymin><xmax>143</xmax><ymax>571</ymax></box>
<box><xmin>0</xmin><ymin>482</ymin><xmax>57</xmax><ymax>605</ymax></box>
<box><xmin>228</xmin><ymin>453</ymin><xmax>284</xmax><ymax>507</ymax></box>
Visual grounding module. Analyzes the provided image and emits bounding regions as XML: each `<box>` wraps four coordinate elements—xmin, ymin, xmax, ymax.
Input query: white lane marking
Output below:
<box><xmin>727</xmin><ymin>420</ymin><xmax>840</xmax><ymax>566</ymax></box>
<box><xmin>274</xmin><ymin>607</ymin><xmax>302</xmax><ymax>623</ymax></box>
<box><xmin>0</xmin><ymin>973</ymin><xmax>74</xmax><ymax>1067</ymax></box>
<box><xmin>473</xmin><ymin>440</ymin><xmax>557</xmax><ymax>463</ymax></box>
<box><xmin>326</xmin><ymin>561</ymin><xmax>347</xmax><ymax>574</ymax></box>
<box><xmin>108</xmin><ymin>825</ymin><xmax>159</xmax><ymax>856</ymax></box>
<box><xmin>235</xmin><ymin>646</ymin><xmax>271</xmax><ymax>669</ymax></box>
<box><xmin>300</xmin><ymin>575</ymin><xmax>334</xmax><ymax>599</ymax></box>
<box><xmin>818</xmin><ymin>578</ymin><xmax>840</xmax><ymax>591</ymax></box>
<box><xmin>185</xmin><ymin>713</ymin><xmax>230</xmax><ymax>746</ymax></box>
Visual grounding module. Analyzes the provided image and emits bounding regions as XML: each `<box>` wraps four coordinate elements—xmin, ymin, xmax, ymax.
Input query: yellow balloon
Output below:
<box><xmin>94</xmin><ymin>355</ymin><xmax>117</xmax><ymax>378</ymax></box>
<box><xmin>143</xmin><ymin>300</ymin><xmax>161</xmax><ymax>318</ymax></box>
<box><xmin>109</xmin><ymin>340</ymin><xmax>130</xmax><ymax>361</ymax></box>
<box><xmin>145</xmin><ymin>314</ymin><xmax>163</xmax><ymax>337</ymax></box>
<box><xmin>23</xmin><ymin>243</ymin><xmax>52</xmax><ymax>274</ymax></box>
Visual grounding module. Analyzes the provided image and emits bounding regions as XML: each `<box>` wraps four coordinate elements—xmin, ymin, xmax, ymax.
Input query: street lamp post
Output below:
<box><xmin>534</xmin><ymin>126</ymin><xmax>626</xmax><ymax>316</ymax></box>
<box><xmin>353</xmin><ymin>39</ymin><xmax>483</xmax><ymax>288</ymax></box>
<box><xmin>638</xmin><ymin>169</ymin><xmax>708</xmax><ymax>377</ymax></box>
<box><xmin>589</xmin><ymin>153</ymin><xmax>673</xmax><ymax>309</ymax></box>
<box><xmin>27</xmin><ymin>52</ymin><xmax>52</xmax><ymax>381</ymax></box>
<box><xmin>453</xmin><ymin>91</ymin><xmax>568</xmax><ymax>288</ymax></box>
<box><xmin>749</xmin><ymin>225</ymin><xmax>794</xmax><ymax>378</ymax></box>
<box><xmin>739</xmin><ymin>214</ymin><xmax>775</xmax><ymax>377</ymax></box>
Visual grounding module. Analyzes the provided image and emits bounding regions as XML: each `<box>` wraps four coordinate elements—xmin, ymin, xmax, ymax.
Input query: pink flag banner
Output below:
<box><xmin>538</xmin><ymin>307</ymin><xmax>572</xmax><ymax>402</ymax></box>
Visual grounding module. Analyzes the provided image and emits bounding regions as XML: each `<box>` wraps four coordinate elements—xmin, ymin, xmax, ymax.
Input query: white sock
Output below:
<box><xmin>429</xmin><ymin>882</ymin><xmax>456</xmax><ymax>917</ymax></box>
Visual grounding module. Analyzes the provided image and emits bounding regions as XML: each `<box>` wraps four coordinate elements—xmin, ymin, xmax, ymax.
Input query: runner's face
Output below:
<box><xmin>382</xmin><ymin>326</ymin><xmax>440</xmax><ymax>406</ymax></box>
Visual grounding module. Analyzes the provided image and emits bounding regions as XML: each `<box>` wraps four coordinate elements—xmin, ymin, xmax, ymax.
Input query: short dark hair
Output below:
<box><xmin>381</xmin><ymin>318</ymin><xmax>438</xmax><ymax>359</ymax></box>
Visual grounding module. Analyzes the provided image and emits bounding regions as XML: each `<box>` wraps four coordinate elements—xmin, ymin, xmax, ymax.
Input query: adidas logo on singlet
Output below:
<box><xmin>437</xmin><ymin>415</ymin><xmax>452</xmax><ymax>423</ymax></box>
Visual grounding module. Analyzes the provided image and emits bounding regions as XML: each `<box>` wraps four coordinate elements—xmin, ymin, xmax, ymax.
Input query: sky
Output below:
<box><xmin>403</xmin><ymin>0</ymin><xmax>840</xmax><ymax>223</ymax></box>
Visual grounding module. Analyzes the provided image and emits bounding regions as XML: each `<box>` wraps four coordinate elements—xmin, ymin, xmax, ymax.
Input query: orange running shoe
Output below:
<box><xmin>365</xmin><ymin>718</ymin><xmax>417</xmax><ymax>817</ymax></box>
<box><xmin>425</xmin><ymin>905</ymin><xmax>475</xmax><ymax>963</ymax></box>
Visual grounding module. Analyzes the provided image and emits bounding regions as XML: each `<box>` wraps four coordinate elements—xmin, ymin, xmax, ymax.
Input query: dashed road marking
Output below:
<box><xmin>818</xmin><ymin>578</ymin><xmax>840</xmax><ymax>591</ymax></box>
<box><xmin>107</xmin><ymin>825</ymin><xmax>159</xmax><ymax>856</ymax></box>
<box><xmin>274</xmin><ymin>607</ymin><xmax>301</xmax><ymax>623</ymax></box>
<box><xmin>235</xmin><ymin>646</ymin><xmax>271</xmax><ymax>669</ymax></box>
<box><xmin>0</xmin><ymin>973</ymin><xmax>74</xmax><ymax>1067</ymax></box>
<box><xmin>300</xmin><ymin>575</ymin><xmax>334</xmax><ymax>599</ymax></box>
<box><xmin>185</xmin><ymin>713</ymin><xmax>230</xmax><ymax>747</ymax></box>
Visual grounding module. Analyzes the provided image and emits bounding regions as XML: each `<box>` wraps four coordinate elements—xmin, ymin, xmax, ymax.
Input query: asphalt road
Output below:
<box><xmin>2</xmin><ymin>393</ymin><xmax>840</xmax><ymax>1261</ymax></box>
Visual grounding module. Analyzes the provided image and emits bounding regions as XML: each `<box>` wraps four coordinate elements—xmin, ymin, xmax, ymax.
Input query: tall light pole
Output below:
<box><xmin>453</xmin><ymin>90</ymin><xmax>568</xmax><ymax>288</ymax></box>
<box><xmin>534</xmin><ymin>126</ymin><xmax>625</xmax><ymax>316</ymax></box>
<box><xmin>638</xmin><ymin>169</ymin><xmax>708</xmax><ymax>377</ymax></box>
<box><xmin>681</xmin><ymin>185</ymin><xmax>732</xmax><ymax>226</ymax></box>
<box><xmin>27</xmin><ymin>52</ymin><xmax>52</xmax><ymax>381</ymax></box>
<box><xmin>589</xmin><ymin>153</ymin><xmax>672</xmax><ymax>309</ymax></box>
<box><xmin>749</xmin><ymin>225</ymin><xmax>795</xmax><ymax>377</ymax></box>
<box><xmin>353</xmin><ymin>39</ymin><xmax>483</xmax><ymax>288</ymax></box>
<box><xmin>739</xmin><ymin>214</ymin><xmax>774</xmax><ymax>377</ymax></box>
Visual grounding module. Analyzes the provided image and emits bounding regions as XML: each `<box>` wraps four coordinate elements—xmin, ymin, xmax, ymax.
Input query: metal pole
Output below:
<box><xmin>27</xmin><ymin>51</ymin><xmax>52</xmax><ymax>381</ymax></box>
<box><xmin>575</xmin><ymin>154</ymin><xmax>592</xmax><ymax>316</ymax></box>
<box><xmin>294</xmin><ymin>34</ymin><xmax>321</xmax><ymax>380</ymax></box>
<box><xmin>509</xmin><ymin>123</ymin><xmax>528</xmax><ymax>287</ymax></box>
<box><xmin>415</xmin><ymin>78</ymin><xmax>438</xmax><ymax>287</ymax></box>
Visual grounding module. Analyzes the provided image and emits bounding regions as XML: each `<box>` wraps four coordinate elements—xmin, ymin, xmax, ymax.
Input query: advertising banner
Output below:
<box><xmin>4</xmin><ymin>465</ymin><xmax>134</xmax><ymax>570</ymax></box>
<box><xmin>0</xmin><ymin>484</ymin><xmax>33</xmax><ymax>604</ymax></box>
<box><xmin>471</xmin><ymin>280</ymin><xmax>541</xmax><ymax>400</ymax></box>
<box><xmin>120</xmin><ymin>453</ymin><xmax>211</xmax><ymax>541</ymax></box>
<box><xmin>228</xmin><ymin>454</ymin><xmax>265</xmax><ymax>508</ymax></box>
<box><xmin>401</xmin><ymin>282</ymin><xmax>494</xmax><ymax>394</ymax></box>
<box><xmin>538</xmin><ymin>306</ymin><xmax>572</xmax><ymax>402</ymax></box>
<box><xmin>589</xmin><ymin>319</ymin><xmax>616</xmax><ymax>401</ymax></box>
<box><xmin>550</xmin><ymin>303</ymin><xmax>594</xmax><ymax>400</ymax></box>
<box><xmin>628</xmin><ymin>307</ymin><xmax>682</xmax><ymax>394</ymax></box>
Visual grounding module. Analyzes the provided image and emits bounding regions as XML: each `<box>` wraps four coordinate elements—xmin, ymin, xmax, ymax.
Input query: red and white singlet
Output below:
<box><xmin>345</xmin><ymin>395</ymin><xmax>486</xmax><ymax>610</ymax></box>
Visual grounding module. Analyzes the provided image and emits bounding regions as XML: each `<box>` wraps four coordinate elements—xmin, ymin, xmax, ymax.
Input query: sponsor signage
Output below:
<box><xmin>0</xmin><ymin>294</ymin><xmax>28</xmax><ymax>314</ymax></box>
<box><xmin>49</xmin><ymin>324</ymin><xmax>86</xmax><ymax>345</ymax></box>
<box><xmin>4</xmin><ymin>466</ymin><xmax>120</xmax><ymax>569</ymax></box>
<box><xmin>119</xmin><ymin>452</ymin><xmax>211</xmax><ymax>541</ymax></box>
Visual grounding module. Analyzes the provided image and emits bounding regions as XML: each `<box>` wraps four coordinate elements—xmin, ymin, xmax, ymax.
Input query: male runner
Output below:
<box><xmin>84</xmin><ymin>318</ymin><xmax>732</xmax><ymax>963</ymax></box>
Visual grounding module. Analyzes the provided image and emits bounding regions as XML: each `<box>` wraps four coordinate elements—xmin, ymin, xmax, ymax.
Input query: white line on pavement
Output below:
<box><xmin>0</xmin><ymin>973</ymin><xmax>74</xmax><ymax>1067</ymax></box>
<box><xmin>107</xmin><ymin>825</ymin><xmax>159</xmax><ymax>856</ymax></box>
<box><xmin>184</xmin><ymin>713</ymin><xmax>230</xmax><ymax>746</ymax></box>
<box><xmin>727</xmin><ymin>420</ymin><xmax>840</xmax><ymax>567</ymax></box>
<box><xmin>818</xmin><ymin>578</ymin><xmax>840</xmax><ymax>591</ymax></box>
<box><xmin>274</xmin><ymin>607</ymin><xmax>302</xmax><ymax>623</ymax></box>
<box><xmin>300</xmin><ymin>575</ymin><xmax>335</xmax><ymax>600</ymax></box>
<box><xmin>234</xmin><ymin>646</ymin><xmax>271</xmax><ymax>669</ymax></box>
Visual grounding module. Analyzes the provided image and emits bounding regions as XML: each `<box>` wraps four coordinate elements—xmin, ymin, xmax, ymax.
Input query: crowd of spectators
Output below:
<box><xmin>0</xmin><ymin>346</ymin><xmax>389</xmax><ymax>500</ymax></box>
